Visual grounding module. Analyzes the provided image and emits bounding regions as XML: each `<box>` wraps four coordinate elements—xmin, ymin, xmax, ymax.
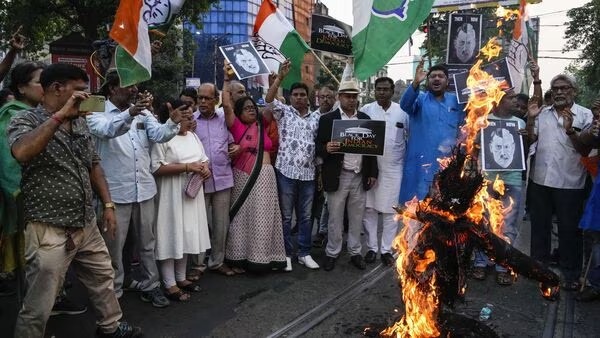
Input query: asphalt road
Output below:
<box><xmin>1</xmin><ymin>218</ymin><xmax>599</xmax><ymax>337</ymax></box>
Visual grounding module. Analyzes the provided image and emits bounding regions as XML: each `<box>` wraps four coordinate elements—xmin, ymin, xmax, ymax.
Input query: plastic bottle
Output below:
<box><xmin>479</xmin><ymin>303</ymin><xmax>494</xmax><ymax>321</ymax></box>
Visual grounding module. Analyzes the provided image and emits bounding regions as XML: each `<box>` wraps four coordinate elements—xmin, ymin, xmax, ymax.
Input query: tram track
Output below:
<box><xmin>267</xmin><ymin>263</ymin><xmax>394</xmax><ymax>338</ymax></box>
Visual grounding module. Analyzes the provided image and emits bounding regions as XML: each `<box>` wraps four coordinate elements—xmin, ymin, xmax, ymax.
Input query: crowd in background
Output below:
<box><xmin>1</xmin><ymin>28</ymin><xmax>600</xmax><ymax>338</ymax></box>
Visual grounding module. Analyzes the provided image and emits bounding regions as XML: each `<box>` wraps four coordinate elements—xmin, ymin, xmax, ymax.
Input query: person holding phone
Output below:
<box><xmin>8</xmin><ymin>63</ymin><xmax>142</xmax><ymax>338</ymax></box>
<box><xmin>86</xmin><ymin>70</ymin><xmax>189</xmax><ymax>308</ymax></box>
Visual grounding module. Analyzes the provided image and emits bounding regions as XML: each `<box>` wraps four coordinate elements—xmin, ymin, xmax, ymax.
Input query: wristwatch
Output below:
<box><xmin>104</xmin><ymin>202</ymin><xmax>116</xmax><ymax>209</ymax></box>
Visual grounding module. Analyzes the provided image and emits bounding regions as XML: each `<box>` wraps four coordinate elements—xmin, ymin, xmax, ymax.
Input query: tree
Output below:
<box><xmin>316</xmin><ymin>56</ymin><xmax>344</xmax><ymax>87</ymax></box>
<box><xmin>564</xmin><ymin>0</ymin><xmax>600</xmax><ymax>103</ymax></box>
<box><xmin>0</xmin><ymin>0</ymin><xmax>218</xmax><ymax>53</ymax></box>
<box><xmin>0</xmin><ymin>0</ymin><xmax>218</xmax><ymax>98</ymax></box>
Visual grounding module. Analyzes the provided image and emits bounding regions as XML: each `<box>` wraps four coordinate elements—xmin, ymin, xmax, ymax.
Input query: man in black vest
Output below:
<box><xmin>316</xmin><ymin>80</ymin><xmax>378</xmax><ymax>271</ymax></box>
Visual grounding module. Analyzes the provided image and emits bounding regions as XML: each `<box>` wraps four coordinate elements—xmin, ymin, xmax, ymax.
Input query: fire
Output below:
<box><xmin>382</xmin><ymin>200</ymin><xmax>440</xmax><ymax>338</ymax></box>
<box><xmin>479</xmin><ymin>38</ymin><xmax>502</xmax><ymax>61</ymax></box>
<box><xmin>461</xmin><ymin>58</ymin><xmax>508</xmax><ymax>156</ymax></box>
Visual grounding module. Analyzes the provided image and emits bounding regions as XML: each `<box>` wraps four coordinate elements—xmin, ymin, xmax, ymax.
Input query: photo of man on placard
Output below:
<box><xmin>220</xmin><ymin>42</ymin><xmax>270</xmax><ymax>79</ymax></box>
<box><xmin>447</xmin><ymin>13</ymin><xmax>482</xmax><ymax>66</ymax></box>
<box><xmin>481</xmin><ymin>119</ymin><xmax>525</xmax><ymax>171</ymax></box>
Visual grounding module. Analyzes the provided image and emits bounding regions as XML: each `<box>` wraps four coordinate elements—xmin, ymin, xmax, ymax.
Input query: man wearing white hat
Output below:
<box><xmin>316</xmin><ymin>79</ymin><xmax>378</xmax><ymax>271</ymax></box>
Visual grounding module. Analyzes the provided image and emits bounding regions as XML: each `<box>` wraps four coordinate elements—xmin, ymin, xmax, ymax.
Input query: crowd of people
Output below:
<box><xmin>1</xmin><ymin>30</ymin><xmax>600</xmax><ymax>338</ymax></box>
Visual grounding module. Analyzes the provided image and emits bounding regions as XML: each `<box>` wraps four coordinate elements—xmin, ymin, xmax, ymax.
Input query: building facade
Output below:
<box><xmin>185</xmin><ymin>0</ymin><xmax>314</xmax><ymax>91</ymax></box>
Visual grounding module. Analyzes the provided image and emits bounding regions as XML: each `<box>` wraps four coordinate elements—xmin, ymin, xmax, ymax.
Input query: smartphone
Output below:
<box><xmin>80</xmin><ymin>95</ymin><xmax>106</xmax><ymax>112</ymax></box>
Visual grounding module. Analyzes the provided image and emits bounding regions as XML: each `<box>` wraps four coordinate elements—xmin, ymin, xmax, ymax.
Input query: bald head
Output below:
<box><xmin>197</xmin><ymin>83</ymin><xmax>218</xmax><ymax>116</ymax></box>
<box><xmin>230</xmin><ymin>81</ymin><xmax>247</xmax><ymax>103</ymax></box>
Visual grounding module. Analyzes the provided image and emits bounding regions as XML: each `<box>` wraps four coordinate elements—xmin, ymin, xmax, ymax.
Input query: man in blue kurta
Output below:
<box><xmin>399</xmin><ymin>61</ymin><xmax>465</xmax><ymax>204</ymax></box>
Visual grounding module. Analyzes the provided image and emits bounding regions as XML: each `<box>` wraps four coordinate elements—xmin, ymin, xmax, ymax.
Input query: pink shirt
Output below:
<box><xmin>229</xmin><ymin>117</ymin><xmax>272</xmax><ymax>173</ymax></box>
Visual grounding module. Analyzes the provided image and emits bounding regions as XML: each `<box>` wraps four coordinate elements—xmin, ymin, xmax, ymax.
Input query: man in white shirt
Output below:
<box><xmin>361</xmin><ymin>77</ymin><xmax>408</xmax><ymax>267</ymax></box>
<box><xmin>526</xmin><ymin>74</ymin><xmax>593</xmax><ymax>290</ymax></box>
<box><xmin>265</xmin><ymin>61</ymin><xmax>320</xmax><ymax>271</ymax></box>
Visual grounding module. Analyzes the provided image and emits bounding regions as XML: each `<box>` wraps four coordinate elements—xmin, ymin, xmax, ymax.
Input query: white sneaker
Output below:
<box><xmin>284</xmin><ymin>257</ymin><xmax>293</xmax><ymax>272</ymax></box>
<box><xmin>298</xmin><ymin>255</ymin><xmax>320</xmax><ymax>269</ymax></box>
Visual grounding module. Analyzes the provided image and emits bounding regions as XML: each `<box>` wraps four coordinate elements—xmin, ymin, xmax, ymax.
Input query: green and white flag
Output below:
<box><xmin>352</xmin><ymin>0</ymin><xmax>435</xmax><ymax>80</ymax></box>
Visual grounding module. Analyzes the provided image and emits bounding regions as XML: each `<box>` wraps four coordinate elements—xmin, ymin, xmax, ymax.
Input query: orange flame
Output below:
<box><xmin>479</xmin><ymin>38</ymin><xmax>502</xmax><ymax>61</ymax></box>
<box><xmin>384</xmin><ymin>6</ymin><xmax>525</xmax><ymax>336</ymax></box>
<box><xmin>461</xmin><ymin>58</ymin><xmax>508</xmax><ymax>156</ymax></box>
<box><xmin>382</xmin><ymin>199</ymin><xmax>440</xmax><ymax>338</ymax></box>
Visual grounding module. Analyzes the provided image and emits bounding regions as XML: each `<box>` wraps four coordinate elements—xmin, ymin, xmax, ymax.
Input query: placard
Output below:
<box><xmin>481</xmin><ymin>119</ymin><xmax>526</xmax><ymax>171</ymax></box>
<box><xmin>331</xmin><ymin>120</ymin><xmax>386</xmax><ymax>156</ymax></box>
<box><xmin>219</xmin><ymin>42</ymin><xmax>270</xmax><ymax>80</ymax></box>
<box><xmin>447</xmin><ymin>13</ymin><xmax>482</xmax><ymax>66</ymax></box>
<box><xmin>453</xmin><ymin>58</ymin><xmax>513</xmax><ymax>104</ymax></box>
<box><xmin>311</xmin><ymin>14</ymin><xmax>352</xmax><ymax>56</ymax></box>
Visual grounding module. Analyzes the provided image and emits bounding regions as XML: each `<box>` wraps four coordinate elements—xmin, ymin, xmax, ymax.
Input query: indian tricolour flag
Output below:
<box><xmin>110</xmin><ymin>0</ymin><xmax>152</xmax><ymax>87</ymax></box>
<box><xmin>507</xmin><ymin>0</ymin><xmax>531</xmax><ymax>94</ymax></box>
<box><xmin>352</xmin><ymin>0</ymin><xmax>435</xmax><ymax>80</ymax></box>
<box><xmin>253</xmin><ymin>0</ymin><xmax>310</xmax><ymax>89</ymax></box>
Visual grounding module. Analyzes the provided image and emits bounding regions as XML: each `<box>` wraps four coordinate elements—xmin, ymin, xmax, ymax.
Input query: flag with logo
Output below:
<box><xmin>144</xmin><ymin>0</ymin><xmax>186</xmax><ymax>35</ymax></box>
<box><xmin>110</xmin><ymin>0</ymin><xmax>152</xmax><ymax>87</ymax></box>
<box><xmin>352</xmin><ymin>0</ymin><xmax>435</xmax><ymax>80</ymax></box>
<box><xmin>253</xmin><ymin>0</ymin><xmax>310</xmax><ymax>89</ymax></box>
<box><xmin>507</xmin><ymin>0</ymin><xmax>531</xmax><ymax>94</ymax></box>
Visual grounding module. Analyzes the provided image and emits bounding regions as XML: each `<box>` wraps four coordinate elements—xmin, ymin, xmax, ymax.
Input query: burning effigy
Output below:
<box><xmin>381</xmin><ymin>6</ymin><xmax>560</xmax><ymax>337</ymax></box>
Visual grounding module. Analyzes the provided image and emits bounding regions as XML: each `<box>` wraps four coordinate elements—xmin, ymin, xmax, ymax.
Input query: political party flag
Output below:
<box><xmin>110</xmin><ymin>0</ymin><xmax>152</xmax><ymax>87</ymax></box>
<box><xmin>507</xmin><ymin>0</ymin><xmax>531</xmax><ymax>94</ymax></box>
<box><xmin>352</xmin><ymin>0</ymin><xmax>435</xmax><ymax>80</ymax></box>
<box><xmin>143</xmin><ymin>0</ymin><xmax>186</xmax><ymax>35</ymax></box>
<box><xmin>253</xmin><ymin>0</ymin><xmax>310</xmax><ymax>89</ymax></box>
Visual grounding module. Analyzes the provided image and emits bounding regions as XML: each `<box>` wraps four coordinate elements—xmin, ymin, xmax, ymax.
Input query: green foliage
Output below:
<box><xmin>316</xmin><ymin>57</ymin><xmax>344</xmax><ymax>87</ymax></box>
<box><xmin>565</xmin><ymin>63</ymin><xmax>596</xmax><ymax>108</ymax></box>
<box><xmin>139</xmin><ymin>28</ymin><xmax>196</xmax><ymax>106</ymax></box>
<box><xmin>0</xmin><ymin>0</ymin><xmax>217</xmax><ymax>100</ymax></box>
<box><xmin>421</xmin><ymin>8</ymin><xmax>513</xmax><ymax>63</ymax></box>
<box><xmin>564</xmin><ymin>0</ymin><xmax>600</xmax><ymax>103</ymax></box>
<box><xmin>0</xmin><ymin>0</ymin><xmax>218</xmax><ymax>54</ymax></box>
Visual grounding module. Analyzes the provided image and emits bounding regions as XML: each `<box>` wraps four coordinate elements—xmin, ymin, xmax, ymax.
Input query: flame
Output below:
<box><xmin>496</xmin><ymin>6</ymin><xmax>521</xmax><ymax>20</ymax></box>
<box><xmin>382</xmin><ymin>199</ymin><xmax>440</xmax><ymax>338</ymax></box>
<box><xmin>479</xmin><ymin>38</ymin><xmax>502</xmax><ymax>61</ymax></box>
<box><xmin>461</xmin><ymin>58</ymin><xmax>508</xmax><ymax>156</ymax></box>
<box><xmin>383</xmin><ymin>5</ymin><xmax>527</xmax><ymax>336</ymax></box>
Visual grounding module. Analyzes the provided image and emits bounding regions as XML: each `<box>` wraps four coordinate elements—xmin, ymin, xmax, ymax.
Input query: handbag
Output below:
<box><xmin>184</xmin><ymin>173</ymin><xmax>204</xmax><ymax>198</ymax></box>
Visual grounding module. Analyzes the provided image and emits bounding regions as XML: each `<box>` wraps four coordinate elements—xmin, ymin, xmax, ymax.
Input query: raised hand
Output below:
<box><xmin>278</xmin><ymin>59</ymin><xmax>291</xmax><ymax>79</ymax></box>
<box><xmin>529</xmin><ymin>61</ymin><xmax>540</xmax><ymax>80</ymax></box>
<box><xmin>167</xmin><ymin>102</ymin><xmax>192</xmax><ymax>124</ymax></box>
<box><xmin>56</xmin><ymin>91</ymin><xmax>90</xmax><ymax>120</ymax></box>
<box><xmin>9</xmin><ymin>26</ymin><xmax>25</xmax><ymax>51</ymax></box>
<box><xmin>527</xmin><ymin>96</ymin><xmax>542</xmax><ymax>119</ymax></box>
<box><xmin>414</xmin><ymin>57</ymin><xmax>427</xmax><ymax>86</ymax></box>
<box><xmin>560</xmin><ymin>108</ymin><xmax>574</xmax><ymax>132</ymax></box>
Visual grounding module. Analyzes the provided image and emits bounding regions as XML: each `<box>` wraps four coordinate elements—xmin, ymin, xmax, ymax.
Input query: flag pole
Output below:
<box><xmin>309</xmin><ymin>49</ymin><xmax>341</xmax><ymax>86</ymax></box>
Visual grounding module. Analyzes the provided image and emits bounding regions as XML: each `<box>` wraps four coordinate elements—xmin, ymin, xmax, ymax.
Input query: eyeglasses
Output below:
<box><xmin>198</xmin><ymin>96</ymin><xmax>214</xmax><ymax>101</ymax></box>
<box><xmin>551</xmin><ymin>85</ymin><xmax>572</xmax><ymax>93</ymax></box>
<box><xmin>318</xmin><ymin>95</ymin><xmax>334</xmax><ymax>100</ymax></box>
<box><xmin>243</xmin><ymin>105</ymin><xmax>256</xmax><ymax>112</ymax></box>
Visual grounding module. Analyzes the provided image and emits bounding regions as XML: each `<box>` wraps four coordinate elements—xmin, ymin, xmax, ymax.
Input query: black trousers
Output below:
<box><xmin>528</xmin><ymin>181</ymin><xmax>584</xmax><ymax>281</ymax></box>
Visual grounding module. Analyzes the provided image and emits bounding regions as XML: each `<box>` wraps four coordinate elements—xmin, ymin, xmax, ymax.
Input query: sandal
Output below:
<box><xmin>496</xmin><ymin>271</ymin><xmax>513</xmax><ymax>286</ymax></box>
<box><xmin>215</xmin><ymin>264</ymin><xmax>235</xmax><ymax>276</ymax></box>
<box><xmin>186</xmin><ymin>269</ymin><xmax>202</xmax><ymax>281</ymax></box>
<box><xmin>165</xmin><ymin>287</ymin><xmax>190</xmax><ymax>302</ymax></box>
<box><xmin>231</xmin><ymin>266</ymin><xmax>246</xmax><ymax>274</ymax></box>
<box><xmin>177</xmin><ymin>280</ymin><xmax>202</xmax><ymax>293</ymax></box>
<box><xmin>472</xmin><ymin>266</ymin><xmax>487</xmax><ymax>280</ymax></box>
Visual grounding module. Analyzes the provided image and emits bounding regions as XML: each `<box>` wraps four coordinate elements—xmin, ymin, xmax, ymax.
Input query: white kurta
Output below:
<box><xmin>362</xmin><ymin>101</ymin><xmax>409</xmax><ymax>213</ymax></box>
<box><xmin>151</xmin><ymin>132</ymin><xmax>211</xmax><ymax>261</ymax></box>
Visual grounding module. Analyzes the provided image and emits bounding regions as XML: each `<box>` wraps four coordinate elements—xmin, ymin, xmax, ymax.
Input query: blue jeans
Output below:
<box><xmin>474</xmin><ymin>183</ymin><xmax>523</xmax><ymax>273</ymax></box>
<box><xmin>276</xmin><ymin>170</ymin><xmax>315</xmax><ymax>257</ymax></box>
